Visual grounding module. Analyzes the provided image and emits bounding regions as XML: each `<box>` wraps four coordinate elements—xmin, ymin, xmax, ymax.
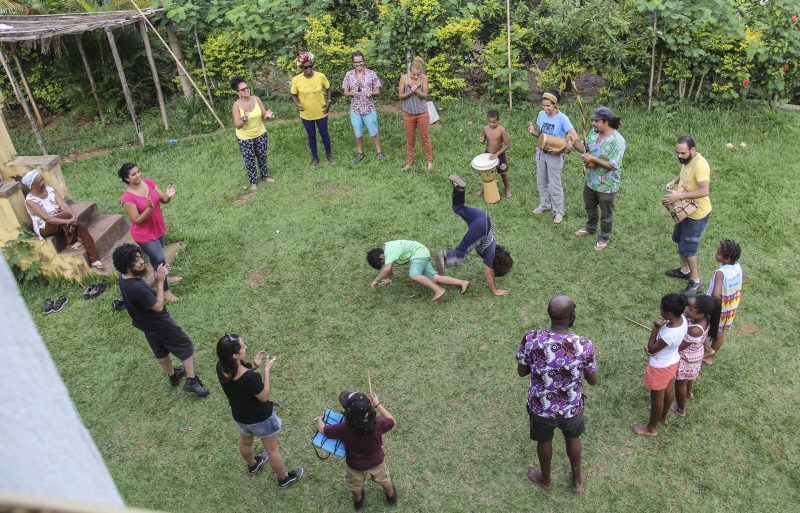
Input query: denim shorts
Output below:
<box><xmin>236</xmin><ymin>413</ymin><xmax>282</xmax><ymax>438</ymax></box>
<box><xmin>350</xmin><ymin>109</ymin><xmax>379</xmax><ymax>138</ymax></box>
<box><xmin>672</xmin><ymin>213</ymin><xmax>711</xmax><ymax>256</ymax></box>
<box><xmin>408</xmin><ymin>257</ymin><xmax>436</xmax><ymax>279</ymax></box>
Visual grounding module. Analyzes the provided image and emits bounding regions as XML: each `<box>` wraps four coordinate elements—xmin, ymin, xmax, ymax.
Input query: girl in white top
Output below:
<box><xmin>631</xmin><ymin>293</ymin><xmax>688</xmax><ymax>437</ymax></box>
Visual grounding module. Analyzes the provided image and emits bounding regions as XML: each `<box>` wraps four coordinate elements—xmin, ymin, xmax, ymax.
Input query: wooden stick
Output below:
<box><xmin>193</xmin><ymin>25</ymin><xmax>215</xmax><ymax>111</ymax></box>
<box><xmin>74</xmin><ymin>35</ymin><xmax>105</xmax><ymax>122</ymax></box>
<box><xmin>11</xmin><ymin>49</ymin><xmax>44</xmax><ymax>128</ymax></box>
<box><xmin>105</xmin><ymin>27</ymin><xmax>145</xmax><ymax>147</ymax></box>
<box><xmin>128</xmin><ymin>0</ymin><xmax>225</xmax><ymax>129</ymax></box>
<box><xmin>367</xmin><ymin>369</ymin><xmax>372</xmax><ymax>395</ymax></box>
<box><xmin>624</xmin><ymin>317</ymin><xmax>651</xmax><ymax>331</ymax></box>
<box><xmin>505</xmin><ymin>0</ymin><xmax>512</xmax><ymax>110</ymax></box>
<box><xmin>140</xmin><ymin>20</ymin><xmax>169</xmax><ymax>131</ymax></box>
<box><xmin>0</xmin><ymin>45</ymin><xmax>47</xmax><ymax>155</ymax></box>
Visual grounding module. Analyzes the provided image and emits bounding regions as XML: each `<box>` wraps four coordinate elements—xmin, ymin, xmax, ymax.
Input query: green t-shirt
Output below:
<box><xmin>584</xmin><ymin>129</ymin><xmax>626</xmax><ymax>193</ymax></box>
<box><xmin>383</xmin><ymin>240</ymin><xmax>430</xmax><ymax>265</ymax></box>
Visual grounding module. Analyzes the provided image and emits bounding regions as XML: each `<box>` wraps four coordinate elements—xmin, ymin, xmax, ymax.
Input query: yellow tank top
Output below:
<box><xmin>235</xmin><ymin>100</ymin><xmax>267</xmax><ymax>140</ymax></box>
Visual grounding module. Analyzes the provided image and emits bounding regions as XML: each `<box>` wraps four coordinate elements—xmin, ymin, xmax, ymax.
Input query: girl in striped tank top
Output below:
<box><xmin>703</xmin><ymin>240</ymin><xmax>744</xmax><ymax>364</ymax></box>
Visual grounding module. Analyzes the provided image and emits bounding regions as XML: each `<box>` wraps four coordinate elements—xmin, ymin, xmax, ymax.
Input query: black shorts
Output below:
<box><xmin>144</xmin><ymin>326</ymin><xmax>194</xmax><ymax>361</ymax></box>
<box><xmin>529</xmin><ymin>411</ymin><xmax>585</xmax><ymax>442</ymax></box>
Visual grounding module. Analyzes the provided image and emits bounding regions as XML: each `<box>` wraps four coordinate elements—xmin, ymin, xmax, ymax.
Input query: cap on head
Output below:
<box><xmin>591</xmin><ymin>106</ymin><xmax>614</xmax><ymax>121</ymax></box>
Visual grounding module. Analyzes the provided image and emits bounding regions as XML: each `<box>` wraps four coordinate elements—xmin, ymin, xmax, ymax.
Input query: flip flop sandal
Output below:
<box><xmin>594</xmin><ymin>240</ymin><xmax>608</xmax><ymax>251</ymax></box>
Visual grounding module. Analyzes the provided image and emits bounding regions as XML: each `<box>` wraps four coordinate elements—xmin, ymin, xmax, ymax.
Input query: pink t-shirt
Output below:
<box><xmin>121</xmin><ymin>178</ymin><xmax>166</xmax><ymax>243</ymax></box>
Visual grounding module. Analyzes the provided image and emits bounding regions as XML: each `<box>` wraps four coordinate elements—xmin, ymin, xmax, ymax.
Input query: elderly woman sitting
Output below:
<box><xmin>23</xmin><ymin>170</ymin><xmax>103</xmax><ymax>269</ymax></box>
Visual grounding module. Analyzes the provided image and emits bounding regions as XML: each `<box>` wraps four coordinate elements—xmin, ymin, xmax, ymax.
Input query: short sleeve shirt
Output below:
<box><xmin>324</xmin><ymin>416</ymin><xmax>395</xmax><ymax>470</ymax></box>
<box><xmin>118</xmin><ymin>276</ymin><xmax>176</xmax><ymax>332</ymax></box>
<box><xmin>342</xmin><ymin>69</ymin><xmax>381</xmax><ymax>115</ymax></box>
<box><xmin>291</xmin><ymin>72</ymin><xmax>330</xmax><ymax>121</ymax></box>
<box><xmin>517</xmin><ymin>330</ymin><xmax>597</xmax><ymax>419</ymax></box>
<box><xmin>678</xmin><ymin>153</ymin><xmax>712</xmax><ymax>219</ymax></box>
<box><xmin>121</xmin><ymin>178</ymin><xmax>166</xmax><ymax>244</ymax></box>
<box><xmin>217</xmin><ymin>364</ymin><xmax>273</xmax><ymax>424</ymax></box>
<box><xmin>383</xmin><ymin>240</ymin><xmax>430</xmax><ymax>265</ymax></box>
<box><xmin>584</xmin><ymin>129</ymin><xmax>626</xmax><ymax>193</ymax></box>
<box><xmin>650</xmin><ymin>316</ymin><xmax>687</xmax><ymax>368</ymax></box>
<box><xmin>536</xmin><ymin>111</ymin><xmax>574</xmax><ymax>138</ymax></box>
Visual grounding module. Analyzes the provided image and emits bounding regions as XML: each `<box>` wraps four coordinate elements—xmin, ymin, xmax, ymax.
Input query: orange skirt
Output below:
<box><xmin>644</xmin><ymin>362</ymin><xmax>678</xmax><ymax>391</ymax></box>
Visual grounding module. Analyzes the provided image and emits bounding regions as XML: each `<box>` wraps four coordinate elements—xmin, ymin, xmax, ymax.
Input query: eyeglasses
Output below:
<box><xmin>238</xmin><ymin>86</ymin><xmax>250</xmax><ymax>92</ymax></box>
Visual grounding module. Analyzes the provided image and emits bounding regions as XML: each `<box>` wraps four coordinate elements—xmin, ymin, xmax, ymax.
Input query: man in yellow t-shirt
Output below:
<box><xmin>291</xmin><ymin>55</ymin><xmax>334</xmax><ymax>167</ymax></box>
<box><xmin>663</xmin><ymin>136</ymin><xmax>712</xmax><ymax>295</ymax></box>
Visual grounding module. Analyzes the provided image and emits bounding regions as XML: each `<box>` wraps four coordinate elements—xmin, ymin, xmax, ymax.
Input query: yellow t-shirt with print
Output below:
<box><xmin>679</xmin><ymin>153</ymin><xmax>711</xmax><ymax>219</ymax></box>
<box><xmin>291</xmin><ymin>72</ymin><xmax>330</xmax><ymax>121</ymax></box>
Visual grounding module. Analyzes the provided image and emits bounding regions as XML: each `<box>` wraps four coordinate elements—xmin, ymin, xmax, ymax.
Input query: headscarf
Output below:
<box><xmin>542</xmin><ymin>92</ymin><xmax>559</xmax><ymax>106</ymax></box>
<box><xmin>296</xmin><ymin>51</ymin><xmax>315</xmax><ymax>67</ymax></box>
<box><xmin>21</xmin><ymin>169</ymin><xmax>40</xmax><ymax>189</ymax></box>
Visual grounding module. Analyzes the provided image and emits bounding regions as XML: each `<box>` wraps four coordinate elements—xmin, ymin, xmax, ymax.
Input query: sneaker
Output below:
<box><xmin>683</xmin><ymin>280</ymin><xmax>703</xmax><ymax>296</ymax></box>
<box><xmin>386</xmin><ymin>484</ymin><xmax>398</xmax><ymax>505</ymax></box>
<box><xmin>51</xmin><ymin>295</ymin><xmax>68</xmax><ymax>313</ymax></box>
<box><xmin>434</xmin><ymin>249</ymin><xmax>446</xmax><ymax>275</ymax></box>
<box><xmin>326</xmin><ymin>155</ymin><xmax>336</xmax><ymax>164</ymax></box>
<box><xmin>169</xmin><ymin>364</ymin><xmax>185</xmax><ymax>387</ymax></box>
<box><xmin>448</xmin><ymin>174</ymin><xmax>466</xmax><ymax>189</ymax></box>
<box><xmin>43</xmin><ymin>298</ymin><xmax>55</xmax><ymax>315</ymax></box>
<box><xmin>278</xmin><ymin>467</ymin><xmax>304</xmax><ymax>488</ymax></box>
<box><xmin>183</xmin><ymin>377</ymin><xmax>210</xmax><ymax>397</ymax></box>
<box><xmin>377</xmin><ymin>152</ymin><xmax>387</xmax><ymax>161</ymax></box>
<box><xmin>665</xmin><ymin>267</ymin><xmax>691</xmax><ymax>279</ymax></box>
<box><xmin>354</xmin><ymin>487</ymin><xmax>365</xmax><ymax>511</ymax></box>
<box><xmin>248</xmin><ymin>451</ymin><xmax>269</xmax><ymax>475</ymax></box>
<box><xmin>532</xmin><ymin>206</ymin><xmax>550</xmax><ymax>215</ymax></box>
<box><xmin>310</xmin><ymin>159</ymin><xmax>319</xmax><ymax>168</ymax></box>
<box><xmin>553</xmin><ymin>213</ymin><xmax>564</xmax><ymax>224</ymax></box>
<box><xmin>353</xmin><ymin>153</ymin><xmax>364</xmax><ymax>164</ymax></box>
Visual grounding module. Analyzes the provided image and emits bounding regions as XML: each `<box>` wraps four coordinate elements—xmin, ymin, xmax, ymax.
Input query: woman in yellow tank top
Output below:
<box><xmin>231</xmin><ymin>76</ymin><xmax>275</xmax><ymax>191</ymax></box>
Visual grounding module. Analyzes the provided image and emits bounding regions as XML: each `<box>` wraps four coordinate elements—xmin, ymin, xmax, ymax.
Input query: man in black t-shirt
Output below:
<box><xmin>113</xmin><ymin>243</ymin><xmax>209</xmax><ymax>397</ymax></box>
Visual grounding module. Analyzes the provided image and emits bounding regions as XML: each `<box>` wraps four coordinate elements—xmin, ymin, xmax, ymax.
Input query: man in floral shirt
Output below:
<box><xmin>517</xmin><ymin>295</ymin><xmax>598</xmax><ymax>493</ymax></box>
<box><xmin>342</xmin><ymin>51</ymin><xmax>386</xmax><ymax>164</ymax></box>
<box><xmin>569</xmin><ymin>106</ymin><xmax>626</xmax><ymax>251</ymax></box>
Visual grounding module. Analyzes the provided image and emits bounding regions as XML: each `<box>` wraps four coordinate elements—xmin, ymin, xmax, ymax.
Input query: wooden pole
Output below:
<box><xmin>367</xmin><ymin>369</ymin><xmax>372</xmax><ymax>395</ymax></box>
<box><xmin>193</xmin><ymin>25</ymin><xmax>215</xmax><ymax>110</ymax></box>
<box><xmin>506</xmin><ymin>0</ymin><xmax>512</xmax><ymax>110</ymax></box>
<box><xmin>647</xmin><ymin>11</ymin><xmax>658</xmax><ymax>113</ymax></box>
<box><xmin>165</xmin><ymin>23</ymin><xmax>192</xmax><ymax>99</ymax></box>
<box><xmin>10</xmin><ymin>50</ymin><xmax>44</xmax><ymax>129</ymax></box>
<box><xmin>128</xmin><ymin>0</ymin><xmax>225</xmax><ymax>129</ymax></box>
<box><xmin>104</xmin><ymin>27</ymin><xmax>145</xmax><ymax>146</ymax></box>
<box><xmin>139</xmin><ymin>20</ymin><xmax>169</xmax><ymax>131</ymax></box>
<box><xmin>624</xmin><ymin>317</ymin><xmax>651</xmax><ymax>331</ymax></box>
<box><xmin>74</xmin><ymin>36</ymin><xmax>105</xmax><ymax>122</ymax></box>
<box><xmin>0</xmin><ymin>46</ymin><xmax>47</xmax><ymax>155</ymax></box>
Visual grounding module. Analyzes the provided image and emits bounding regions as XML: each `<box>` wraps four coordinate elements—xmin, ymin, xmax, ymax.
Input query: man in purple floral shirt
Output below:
<box><xmin>342</xmin><ymin>51</ymin><xmax>386</xmax><ymax>164</ymax></box>
<box><xmin>517</xmin><ymin>295</ymin><xmax>598</xmax><ymax>493</ymax></box>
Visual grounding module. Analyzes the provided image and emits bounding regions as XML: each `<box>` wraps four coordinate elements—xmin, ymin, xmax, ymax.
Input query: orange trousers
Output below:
<box><xmin>403</xmin><ymin>111</ymin><xmax>432</xmax><ymax>165</ymax></box>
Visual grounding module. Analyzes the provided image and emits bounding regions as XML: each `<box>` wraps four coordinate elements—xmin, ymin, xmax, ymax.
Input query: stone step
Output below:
<box><xmin>67</xmin><ymin>200</ymin><xmax>100</xmax><ymax>226</ymax></box>
<box><xmin>60</xmin><ymin>213</ymin><xmax>129</xmax><ymax>263</ymax></box>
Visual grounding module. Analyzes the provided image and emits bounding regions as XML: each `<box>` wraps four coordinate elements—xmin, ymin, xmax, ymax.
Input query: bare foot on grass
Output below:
<box><xmin>527</xmin><ymin>467</ymin><xmax>552</xmax><ymax>490</ymax></box>
<box><xmin>432</xmin><ymin>289</ymin><xmax>446</xmax><ymax>301</ymax></box>
<box><xmin>630</xmin><ymin>423</ymin><xmax>658</xmax><ymax>437</ymax></box>
<box><xmin>249</xmin><ymin>183</ymin><xmax>258</xmax><ymax>191</ymax></box>
<box><xmin>167</xmin><ymin>276</ymin><xmax>182</xmax><ymax>284</ymax></box>
<box><xmin>402</xmin><ymin>163</ymin><xmax>412</xmax><ymax>171</ymax></box>
<box><xmin>702</xmin><ymin>354</ymin><xmax>716</xmax><ymax>365</ymax></box>
<box><xmin>572</xmin><ymin>468</ymin><xmax>587</xmax><ymax>493</ymax></box>
<box><xmin>164</xmin><ymin>290</ymin><xmax>179</xmax><ymax>302</ymax></box>
<box><xmin>670</xmin><ymin>401</ymin><xmax>687</xmax><ymax>418</ymax></box>
<box><xmin>475</xmin><ymin>188</ymin><xmax>483</xmax><ymax>197</ymax></box>
<box><xmin>505</xmin><ymin>190</ymin><xmax>513</xmax><ymax>198</ymax></box>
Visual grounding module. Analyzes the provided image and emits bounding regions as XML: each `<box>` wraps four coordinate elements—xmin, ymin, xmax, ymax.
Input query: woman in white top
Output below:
<box><xmin>631</xmin><ymin>293</ymin><xmax>688</xmax><ymax>436</ymax></box>
<box><xmin>22</xmin><ymin>170</ymin><xmax>103</xmax><ymax>269</ymax></box>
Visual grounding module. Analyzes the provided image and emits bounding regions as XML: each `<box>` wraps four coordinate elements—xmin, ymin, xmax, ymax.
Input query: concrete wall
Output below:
<box><xmin>0</xmin><ymin>258</ymin><xmax>124</xmax><ymax>506</ymax></box>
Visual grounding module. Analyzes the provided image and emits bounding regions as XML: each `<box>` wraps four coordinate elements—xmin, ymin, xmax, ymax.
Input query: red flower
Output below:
<box><xmin>785</xmin><ymin>64</ymin><xmax>791</xmax><ymax>73</ymax></box>
<box><xmin>793</xmin><ymin>15</ymin><xmax>798</xmax><ymax>22</ymax></box>
<box><xmin>742</xmin><ymin>79</ymin><xmax>751</xmax><ymax>86</ymax></box>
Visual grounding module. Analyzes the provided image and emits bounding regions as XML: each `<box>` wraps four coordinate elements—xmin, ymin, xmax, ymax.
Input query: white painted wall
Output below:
<box><xmin>0</xmin><ymin>258</ymin><xmax>124</xmax><ymax>506</ymax></box>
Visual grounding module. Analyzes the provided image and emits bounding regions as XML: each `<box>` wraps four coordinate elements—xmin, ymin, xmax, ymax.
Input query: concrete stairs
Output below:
<box><xmin>47</xmin><ymin>200</ymin><xmax>134</xmax><ymax>277</ymax></box>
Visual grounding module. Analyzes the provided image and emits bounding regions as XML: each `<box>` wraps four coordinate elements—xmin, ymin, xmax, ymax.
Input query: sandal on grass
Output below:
<box><xmin>594</xmin><ymin>240</ymin><xmax>608</xmax><ymax>251</ymax></box>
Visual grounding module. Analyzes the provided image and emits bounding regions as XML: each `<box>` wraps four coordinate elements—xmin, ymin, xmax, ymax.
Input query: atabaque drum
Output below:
<box><xmin>471</xmin><ymin>153</ymin><xmax>501</xmax><ymax>204</ymax></box>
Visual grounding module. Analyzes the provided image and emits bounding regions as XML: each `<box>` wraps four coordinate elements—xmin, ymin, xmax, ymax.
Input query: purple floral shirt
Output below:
<box><xmin>517</xmin><ymin>330</ymin><xmax>597</xmax><ymax>419</ymax></box>
<box><xmin>342</xmin><ymin>69</ymin><xmax>381</xmax><ymax>114</ymax></box>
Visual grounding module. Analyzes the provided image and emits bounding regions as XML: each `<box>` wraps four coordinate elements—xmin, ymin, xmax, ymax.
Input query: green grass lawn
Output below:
<box><xmin>13</xmin><ymin>99</ymin><xmax>800</xmax><ymax>513</ymax></box>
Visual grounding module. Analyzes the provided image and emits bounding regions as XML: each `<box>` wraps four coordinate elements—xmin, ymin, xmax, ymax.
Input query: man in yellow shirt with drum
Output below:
<box><xmin>664</xmin><ymin>136</ymin><xmax>712</xmax><ymax>295</ymax></box>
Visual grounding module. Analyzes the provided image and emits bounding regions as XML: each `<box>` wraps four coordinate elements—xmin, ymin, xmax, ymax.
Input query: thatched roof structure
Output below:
<box><xmin>0</xmin><ymin>9</ymin><xmax>162</xmax><ymax>43</ymax></box>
